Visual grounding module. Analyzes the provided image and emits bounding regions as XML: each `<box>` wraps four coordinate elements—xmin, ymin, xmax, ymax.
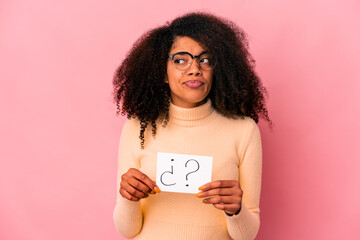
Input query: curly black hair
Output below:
<box><xmin>113</xmin><ymin>12</ymin><xmax>270</xmax><ymax>149</ymax></box>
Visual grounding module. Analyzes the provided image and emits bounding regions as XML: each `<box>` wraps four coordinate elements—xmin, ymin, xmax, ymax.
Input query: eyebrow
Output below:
<box><xmin>169</xmin><ymin>51</ymin><xmax>208</xmax><ymax>56</ymax></box>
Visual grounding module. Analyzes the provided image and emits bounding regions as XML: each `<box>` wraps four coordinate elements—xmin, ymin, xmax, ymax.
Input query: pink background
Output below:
<box><xmin>1</xmin><ymin>0</ymin><xmax>359</xmax><ymax>239</ymax></box>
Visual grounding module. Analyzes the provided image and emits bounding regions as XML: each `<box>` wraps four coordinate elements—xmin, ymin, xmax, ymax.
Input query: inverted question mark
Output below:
<box><xmin>160</xmin><ymin>159</ymin><xmax>176</xmax><ymax>186</ymax></box>
<box><xmin>185</xmin><ymin>159</ymin><xmax>200</xmax><ymax>187</ymax></box>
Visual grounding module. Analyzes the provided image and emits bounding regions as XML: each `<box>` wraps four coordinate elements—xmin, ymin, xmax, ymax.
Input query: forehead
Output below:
<box><xmin>170</xmin><ymin>36</ymin><xmax>206</xmax><ymax>54</ymax></box>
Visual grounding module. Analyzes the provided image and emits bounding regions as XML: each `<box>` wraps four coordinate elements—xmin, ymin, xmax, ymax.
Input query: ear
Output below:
<box><xmin>164</xmin><ymin>74</ymin><xmax>169</xmax><ymax>83</ymax></box>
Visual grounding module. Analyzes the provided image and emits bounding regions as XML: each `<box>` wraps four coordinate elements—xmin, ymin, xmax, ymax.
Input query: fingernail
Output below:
<box><xmin>150</xmin><ymin>190</ymin><xmax>156</xmax><ymax>194</ymax></box>
<box><xmin>202</xmin><ymin>199</ymin><xmax>207</xmax><ymax>203</ymax></box>
<box><xmin>199</xmin><ymin>185</ymin><xmax>206</xmax><ymax>190</ymax></box>
<box><xmin>195</xmin><ymin>192</ymin><xmax>202</xmax><ymax>198</ymax></box>
<box><xmin>154</xmin><ymin>186</ymin><xmax>161</xmax><ymax>193</ymax></box>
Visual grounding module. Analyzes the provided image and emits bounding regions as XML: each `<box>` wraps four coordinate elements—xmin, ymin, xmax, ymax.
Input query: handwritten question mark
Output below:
<box><xmin>185</xmin><ymin>159</ymin><xmax>200</xmax><ymax>187</ymax></box>
<box><xmin>160</xmin><ymin>159</ymin><xmax>176</xmax><ymax>186</ymax></box>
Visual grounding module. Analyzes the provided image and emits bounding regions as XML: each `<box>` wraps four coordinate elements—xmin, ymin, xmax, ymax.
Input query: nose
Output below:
<box><xmin>187</xmin><ymin>59</ymin><xmax>202</xmax><ymax>76</ymax></box>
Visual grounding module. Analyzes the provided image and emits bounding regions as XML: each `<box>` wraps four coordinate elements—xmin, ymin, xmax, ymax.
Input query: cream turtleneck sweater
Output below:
<box><xmin>113</xmin><ymin>100</ymin><xmax>262</xmax><ymax>240</ymax></box>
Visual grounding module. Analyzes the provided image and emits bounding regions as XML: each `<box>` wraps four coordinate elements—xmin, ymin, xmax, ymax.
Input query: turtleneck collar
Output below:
<box><xmin>168</xmin><ymin>99</ymin><xmax>217</xmax><ymax>127</ymax></box>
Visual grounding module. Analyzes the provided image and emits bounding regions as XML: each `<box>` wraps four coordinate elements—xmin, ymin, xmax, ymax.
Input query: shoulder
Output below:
<box><xmin>214</xmin><ymin>112</ymin><xmax>258</xmax><ymax>132</ymax></box>
<box><xmin>232</xmin><ymin>116</ymin><xmax>260</xmax><ymax>140</ymax></box>
<box><xmin>213</xmin><ymin>113</ymin><xmax>261</xmax><ymax>144</ymax></box>
<box><xmin>241</xmin><ymin>117</ymin><xmax>260</xmax><ymax>135</ymax></box>
<box><xmin>233</xmin><ymin>116</ymin><xmax>260</xmax><ymax>141</ymax></box>
<box><xmin>119</xmin><ymin>118</ymin><xmax>141</xmax><ymax>141</ymax></box>
<box><xmin>122</xmin><ymin>118</ymin><xmax>140</xmax><ymax>131</ymax></box>
<box><xmin>117</xmin><ymin>118</ymin><xmax>143</xmax><ymax>153</ymax></box>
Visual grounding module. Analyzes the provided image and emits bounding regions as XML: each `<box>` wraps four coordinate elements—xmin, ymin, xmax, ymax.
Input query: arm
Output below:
<box><xmin>226</xmin><ymin>121</ymin><xmax>262</xmax><ymax>240</ymax></box>
<box><xmin>196</xmin><ymin>120</ymin><xmax>262</xmax><ymax>240</ymax></box>
<box><xmin>113</xmin><ymin>120</ymin><xmax>144</xmax><ymax>239</ymax></box>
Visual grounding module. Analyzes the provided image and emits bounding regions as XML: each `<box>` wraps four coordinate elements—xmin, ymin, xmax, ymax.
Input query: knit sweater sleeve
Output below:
<box><xmin>113</xmin><ymin>120</ymin><xmax>143</xmax><ymax>239</ymax></box>
<box><xmin>226</xmin><ymin>120</ymin><xmax>262</xmax><ymax>240</ymax></box>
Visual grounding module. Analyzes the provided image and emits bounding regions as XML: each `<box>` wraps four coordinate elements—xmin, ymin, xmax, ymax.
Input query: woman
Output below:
<box><xmin>113</xmin><ymin>12</ymin><xmax>270</xmax><ymax>240</ymax></box>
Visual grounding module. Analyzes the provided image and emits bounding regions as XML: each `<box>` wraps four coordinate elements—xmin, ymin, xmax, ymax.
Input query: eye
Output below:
<box><xmin>173</xmin><ymin>54</ymin><xmax>190</xmax><ymax>65</ymax></box>
<box><xmin>174</xmin><ymin>58</ymin><xmax>186</xmax><ymax>64</ymax></box>
<box><xmin>200</xmin><ymin>58</ymin><xmax>210</xmax><ymax>64</ymax></box>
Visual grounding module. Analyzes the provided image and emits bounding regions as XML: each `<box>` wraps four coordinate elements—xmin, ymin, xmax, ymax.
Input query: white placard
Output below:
<box><xmin>156</xmin><ymin>152</ymin><xmax>213</xmax><ymax>194</ymax></box>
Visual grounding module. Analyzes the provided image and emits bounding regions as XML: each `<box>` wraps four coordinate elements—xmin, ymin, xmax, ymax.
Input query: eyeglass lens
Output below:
<box><xmin>171</xmin><ymin>53</ymin><xmax>213</xmax><ymax>70</ymax></box>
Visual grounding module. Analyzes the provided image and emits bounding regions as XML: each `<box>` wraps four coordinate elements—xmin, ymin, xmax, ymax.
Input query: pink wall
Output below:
<box><xmin>1</xmin><ymin>0</ymin><xmax>359</xmax><ymax>239</ymax></box>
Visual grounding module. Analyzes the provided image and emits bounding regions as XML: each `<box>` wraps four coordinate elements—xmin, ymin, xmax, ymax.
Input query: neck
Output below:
<box><xmin>170</xmin><ymin>99</ymin><xmax>208</xmax><ymax>108</ymax></box>
<box><xmin>168</xmin><ymin>99</ymin><xmax>217</xmax><ymax>127</ymax></box>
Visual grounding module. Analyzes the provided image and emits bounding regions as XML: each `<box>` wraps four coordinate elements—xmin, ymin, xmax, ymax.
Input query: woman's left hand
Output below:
<box><xmin>196</xmin><ymin>180</ymin><xmax>243</xmax><ymax>215</ymax></box>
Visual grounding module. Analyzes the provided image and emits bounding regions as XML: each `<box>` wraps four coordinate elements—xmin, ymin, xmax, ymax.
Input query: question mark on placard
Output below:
<box><xmin>185</xmin><ymin>159</ymin><xmax>200</xmax><ymax>187</ymax></box>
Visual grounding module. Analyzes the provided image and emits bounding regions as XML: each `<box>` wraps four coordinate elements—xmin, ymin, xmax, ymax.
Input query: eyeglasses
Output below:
<box><xmin>168</xmin><ymin>51</ymin><xmax>215</xmax><ymax>71</ymax></box>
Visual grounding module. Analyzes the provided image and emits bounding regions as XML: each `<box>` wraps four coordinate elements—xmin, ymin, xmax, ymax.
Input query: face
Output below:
<box><xmin>165</xmin><ymin>36</ymin><xmax>213</xmax><ymax>108</ymax></box>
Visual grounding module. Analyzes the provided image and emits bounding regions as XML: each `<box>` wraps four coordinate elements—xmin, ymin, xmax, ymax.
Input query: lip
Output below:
<box><xmin>184</xmin><ymin>80</ymin><xmax>204</xmax><ymax>88</ymax></box>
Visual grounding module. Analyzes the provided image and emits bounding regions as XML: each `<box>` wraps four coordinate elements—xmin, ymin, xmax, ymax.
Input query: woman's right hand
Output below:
<box><xmin>120</xmin><ymin>168</ymin><xmax>160</xmax><ymax>201</ymax></box>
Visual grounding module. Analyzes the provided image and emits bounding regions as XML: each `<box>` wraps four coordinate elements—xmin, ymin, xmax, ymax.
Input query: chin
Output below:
<box><xmin>190</xmin><ymin>98</ymin><xmax>208</xmax><ymax>106</ymax></box>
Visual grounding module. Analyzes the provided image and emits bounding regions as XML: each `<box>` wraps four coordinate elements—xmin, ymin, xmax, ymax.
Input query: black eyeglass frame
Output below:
<box><xmin>168</xmin><ymin>51</ymin><xmax>216</xmax><ymax>71</ymax></box>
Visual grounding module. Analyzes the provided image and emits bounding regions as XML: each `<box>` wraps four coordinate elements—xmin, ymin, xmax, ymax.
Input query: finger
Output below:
<box><xmin>128</xmin><ymin>168</ymin><xmax>159</xmax><ymax>192</ymax></box>
<box><xmin>199</xmin><ymin>180</ymin><xmax>239</xmax><ymax>191</ymax></box>
<box><xmin>122</xmin><ymin>174</ymin><xmax>156</xmax><ymax>194</ymax></box>
<box><xmin>213</xmin><ymin>203</ymin><xmax>241</xmax><ymax>215</ymax></box>
<box><xmin>121</xmin><ymin>181</ymin><xmax>149</xmax><ymax>199</ymax></box>
<box><xmin>127</xmin><ymin>177</ymin><xmax>152</xmax><ymax>194</ymax></box>
<box><xmin>195</xmin><ymin>188</ymin><xmax>234</xmax><ymax>198</ymax></box>
<box><xmin>119</xmin><ymin>188</ymin><xmax>140</xmax><ymax>201</ymax></box>
<box><xmin>202</xmin><ymin>195</ymin><xmax>242</xmax><ymax>204</ymax></box>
